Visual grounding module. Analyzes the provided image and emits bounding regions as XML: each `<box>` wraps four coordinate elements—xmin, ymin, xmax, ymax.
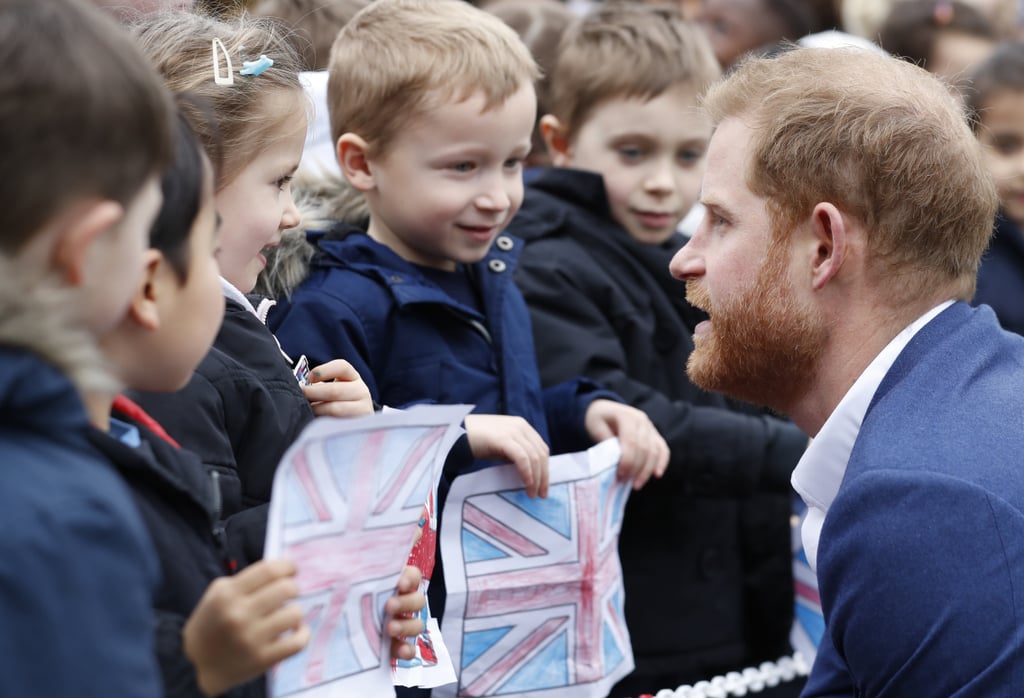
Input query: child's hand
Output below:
<box><xmin>302</xmin><ymin>359</ymin><xmax>374</xmax><ymax>417</ymax></box>
<box><xmin>584</xmin><ymin>399</ymin><xmax>669</xmax><ymax>490</ymax></box>
<box><xmin>464</xmin><ymin>414</ymin><xmax>550</xmax><ymax>498</ymax></box>
<box><xmin>386</xmin><ymin>565</ymin><xmax>426</xmax><ymax>661</ymax></box>
<box><xmin>183</xmin><ymin>559</ymin><xmax>309</xmax><ymax>697</ymax></box>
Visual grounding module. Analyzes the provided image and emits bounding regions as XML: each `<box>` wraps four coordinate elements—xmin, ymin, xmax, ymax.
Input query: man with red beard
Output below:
<box><xmin>671</xmin><ymin>47</ymin><xmax>1024</xmax><ymax>696</ymax></box>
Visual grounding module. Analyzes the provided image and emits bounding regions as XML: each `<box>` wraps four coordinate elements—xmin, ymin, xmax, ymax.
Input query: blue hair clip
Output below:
<box><xmin>240</xmin><ymin>55</ymin><xmax>274</xmax><ymax>76</ymax></box>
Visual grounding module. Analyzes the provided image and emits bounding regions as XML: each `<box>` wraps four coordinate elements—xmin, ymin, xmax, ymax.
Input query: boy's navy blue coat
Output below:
<box><xmin>510</xmin><ymin>169</ymin><xmax>805</xmax><ymax>689</ymax></box>
<box><xmin>269</xmin><ymin>230</ymin><xmax>611</xmax><ymax>462</ymax></box>
<box><xmin>131</xmin><ymin>297</ymin><xmax>314</xmax><ymax>564</ymax></box>
<box><xmin>804</xmin><ymin>303</ymin><xmax>1024</xmax><ymax>696</ymax></box>
<box><xmin>0</xmin><ymin>348</ymin><xmax>161</xmax><ymax>697</ymax></box>
<box><xmin>973</xmin><ymin>214</ymin><xmax>1024</xmax><ymax>336</ymax></box>
<box><xmin>88</xmin><ymin>400</ymin><xmax>264</xmax><ymax>698</ymax></box>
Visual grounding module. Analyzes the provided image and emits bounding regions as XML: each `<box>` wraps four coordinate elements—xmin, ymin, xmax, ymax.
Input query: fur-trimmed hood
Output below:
<box><xmin>255</xmin><ymin>170</ymin><xmax>370</xmax><ymax>300</ymax></box>
<box><xmin>0</xmin><ymin>255</ymin><xmax>117</xmax><ymax>396</ymax></box>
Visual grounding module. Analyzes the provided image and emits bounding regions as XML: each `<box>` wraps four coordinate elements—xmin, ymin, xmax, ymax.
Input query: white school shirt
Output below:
<box><xmin>790</xmin><ymin>300</ymin><xmax>953</xmax><ymax>573</ymax></box>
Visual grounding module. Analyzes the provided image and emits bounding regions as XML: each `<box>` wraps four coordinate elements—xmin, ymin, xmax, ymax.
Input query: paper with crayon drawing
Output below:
<box><xmin>264</xmin><ymin>404</ymin><xmax>469</xmax><ymax>697</ymax></box>
<box><xmin>437</xmin><ymin>438</ymin><xmax>634</xmax><ymax>698</ymax></box>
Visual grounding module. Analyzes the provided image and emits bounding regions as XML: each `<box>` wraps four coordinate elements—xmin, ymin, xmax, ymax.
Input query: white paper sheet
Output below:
<box><xmin>437</xmin><ymin>438</ymin><xmax>635</xmax><ymax>698</ymax></box>
<box><xmin>264</xmin><ymin>404</ymin><xmax>471</xmax><ymax>697</ymax></box>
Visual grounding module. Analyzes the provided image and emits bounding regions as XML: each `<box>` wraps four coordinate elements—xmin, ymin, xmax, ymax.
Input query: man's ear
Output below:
<box><xmin>126</xmin><ymin>249</ymin><xmax>165</xmax><ymax>332</ymax></box>
<box><xmin>539</xmin><ymin>115</ymin><xmax>572</xmax><ymax>167</ymax></box>
<box><xmin>809</xmin><ymin>202</ymin><xmax>847</xmax><ymax>291</ymax></box>
<box><xmin>337</xmin><ymin>133</ymin><xmax>375</xmax><ymax>192</ymax></box>
<box><xmin>51</xmin><ymin>200</ymin><xmax>125</xmax><ymax>287</ymax></box>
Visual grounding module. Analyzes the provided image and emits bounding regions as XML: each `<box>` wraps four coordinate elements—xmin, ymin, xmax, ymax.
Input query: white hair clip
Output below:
<box><xmin>212</xmin><ymin>37</ymin><xmax>234</xmax><ymax>86</ymax></box>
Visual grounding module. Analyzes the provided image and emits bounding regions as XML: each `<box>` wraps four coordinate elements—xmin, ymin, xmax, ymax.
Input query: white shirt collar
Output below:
<box><xmin>791</xmin><ymin>300</ymin><xmax>953</xmax><ymax>572</ymax></box>
<box><xmin>219</xmin><ymin>276</ymin><xmax>258</xmax><ymax>316</ymax></box>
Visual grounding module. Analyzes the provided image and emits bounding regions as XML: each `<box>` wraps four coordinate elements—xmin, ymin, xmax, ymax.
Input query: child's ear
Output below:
<box><xmin>126</xmin><ymin>250</ymin><xmax>166</xmax><ymax>332</ymax></box>
<box><xmin>540</xmin><ymin>115</ymin><xmax>572</xmax><ymax>167</ymax></box>
<box><xmin>337</xmin><ymin>133</ymin><xmax>375</xmax><ymax>192</ymax></box>
<box><xmin>52</xmin><ymin>200</ymin><xmax>125</xmax><ymax>286</ymax></box>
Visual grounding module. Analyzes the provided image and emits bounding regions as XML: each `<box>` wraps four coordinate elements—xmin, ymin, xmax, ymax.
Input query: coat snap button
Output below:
<box><xmin>495</xmin><ymin>236</ymin><xmax>514</xmax><ymax>251</ymax></box>
<box><xmin>390</xmin><ymin>275</ymin><xmax>403</xmax><ymax>283</ymax></box>
<box><xmin>488</xmin><ymin>259</ymin><xmax>507</xmax><ymax>273</ymax></box>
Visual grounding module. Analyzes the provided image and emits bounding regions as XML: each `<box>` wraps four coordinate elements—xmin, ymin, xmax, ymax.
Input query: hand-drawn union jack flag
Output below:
<box><xmin>441</xmin><ymin>447</ymin><xmax>635</xmax><ymax>697</ymax></box>
<box><xmin>269</xmin><ymin>423</ymin><xmax>450</xmax><ymax>697</ymax></box>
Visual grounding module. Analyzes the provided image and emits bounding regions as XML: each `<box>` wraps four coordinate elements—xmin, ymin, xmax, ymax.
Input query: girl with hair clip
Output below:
<box><xmin>89</xmin><ymin>110</ymin><xmax>310</xmax><ymax>698</ymax></box>
<box><xmin>129</xmin><ymin>11</ymin><xmax>371</xmax><ymax>554</ymax></box>
<box><xmin>125</xmin><ymin>10</ymin><xmax>425</xmax><ymax>665</ymax></box>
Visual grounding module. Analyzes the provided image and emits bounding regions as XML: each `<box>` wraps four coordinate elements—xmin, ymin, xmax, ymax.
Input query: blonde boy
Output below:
<box><xmin>508</xmin><ymin>5</ymin><xmax>809</xmax><ymax>695</ymax></box>
<box><xmin>0</xmin><ymin>0</ymin><xmax>174</xmax><ymax>693</ymax></box>
<box><xmin>268</xmin><ymin>0</ymin><xmax>669</xmax><ymax>673</ymax></box>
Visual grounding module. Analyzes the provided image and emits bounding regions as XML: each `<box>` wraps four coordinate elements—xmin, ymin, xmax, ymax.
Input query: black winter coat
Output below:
<box><xmin>88</xmin><ymin>399</ymin><xmax>264</xmax><ymax>698</ymax></box>
<box><xmin>510</xmin><ymin>169</ymin><xmax>804</xmax><ymax>691</ymax></box>
<box><xmin>130</xmin><ymin>297</ymin><xmax>314</xmax><ymax>564</ymax></box>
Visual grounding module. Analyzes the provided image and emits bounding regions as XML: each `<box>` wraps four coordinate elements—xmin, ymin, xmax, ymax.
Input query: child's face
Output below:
<box><xmin>558</xmin><ymin>84</ymin><xmax>710</xmax><ymax>245</ymax></box>
<box><xmin>215</xmin><ymin>93</ymin><xmax>306</xmax><ymax>293</ymax></box>
<box><xmin>150</xmin><ymin>169</ymin><xmax>224</xmax><ymax>391</ymax></box>
<box><xmin>106</xmin><ymin>165</ymin><xmax>224</xmax><ymax>393</ymax></box>
<box><xmin>698</xmin><ymin>0</ymin><xmax>784</xmax><ymax>68</ymax></box>
<box><xmin>978</xmin><ymin>89</ymin><xmax>1024</xmax><ymax>226</ymax></box>
<box><xmin>929</xmin><ymin>32</ymin><xmax>995</xmax><ymax>92</ymax></box>
<box><xmin>363</xmin><ymin>83</ymin><xmax>535</xmax><ymax>271</ymax></box>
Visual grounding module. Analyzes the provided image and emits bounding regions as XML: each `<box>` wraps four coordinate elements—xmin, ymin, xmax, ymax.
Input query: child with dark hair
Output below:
<box><xmin>878</xmin><ymin>0</ymin><xmax>996</xmax><ymax>90</ymax></box>
<box><xmin>697</xmin><ymin>0</ymin><xmax>837</xmax><ymax>68</ymax></box>
<box><xmin>90</xmin><ymin>112</ymin><xmax>308</xmax><ymax>698</ymax></box>
<box><xmin>967</xmin><ymin>40</ymin><xmax>1024</xmax><ymax>335</ymax></box>
<box><xmin>91</xmin><ymin>111</ymin><xmax>425</xmax><ymax>697</ymax></box>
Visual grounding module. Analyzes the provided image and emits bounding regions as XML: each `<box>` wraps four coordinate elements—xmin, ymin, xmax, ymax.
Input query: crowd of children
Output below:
<box><xmin>4</xmin><ymin>0</ymin><xmax>1024</xmax><ymax>696</ymax></box>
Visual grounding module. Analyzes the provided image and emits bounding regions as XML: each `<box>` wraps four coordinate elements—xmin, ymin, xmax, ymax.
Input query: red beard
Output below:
<box><xmin>684</xmin><ymin>242</ymin><xmax>827</xmax><ymax>414</ymax></box>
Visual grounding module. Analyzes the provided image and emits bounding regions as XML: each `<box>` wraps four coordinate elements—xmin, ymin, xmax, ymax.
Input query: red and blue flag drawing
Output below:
<box><xmin>265</xmin><ymin>406</ymin><xmax>470</xmax><ymax>697</ymax></box>
<box><xmin>438</xmin><ymin>439</ymin><xmax>634</xmax><ymax>698</ymax></box>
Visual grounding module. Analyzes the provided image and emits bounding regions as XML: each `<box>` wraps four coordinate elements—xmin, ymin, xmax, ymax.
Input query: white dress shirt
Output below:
<box><xmin>791</xmin><ymin>301</ymin><xmax>953</xmax><ymax>572</ymax></box>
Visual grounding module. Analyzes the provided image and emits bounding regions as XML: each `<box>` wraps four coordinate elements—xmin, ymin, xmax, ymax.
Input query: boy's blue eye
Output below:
<box><xmin>678</xmin><ymin>148</ymin><xmax>705</xmax><ymax>165</ymax></box>
<box><xmin>450</xmin><ymin>162</ymin><xmax>475</xmax><ymax>173</ymax></box>
<box><xmin>618</xmin><ymin>146</ymin><xmax>644</xmax><ymax>162</ymax></box>
<box><xmin>503</xmin><ymin>157</ymin><xmax>523</xmax><ymax>170</ymax></box>
<box><xmin>276</xmin><ymin>175</ymin><xmax>294</xmax><ymax>190</ymax></box>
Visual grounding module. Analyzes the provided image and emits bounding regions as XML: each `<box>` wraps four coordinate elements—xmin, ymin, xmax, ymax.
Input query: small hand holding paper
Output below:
<box><xmin>183</xmin><ymin>559</ymin><xmax>309</xmax><ymax>697</ymax></box>
<box><xmin>584</xmin><ymin>399</ymin><xmax>669</xmax><ymax>490</ymax></box>
<box><xmin>387</xmin><ymin>565</ymin><xmax>426</xmax><ymax>661</ymax></box>
<box><xmin>303</xmin><ymin>359</ymin><xmax>374</xmax><ymax>418</ymax></box>
<box><xmin>465</xmin><ymin>413</ymin><xmax>550</xmax><ymax>498</ymax></box>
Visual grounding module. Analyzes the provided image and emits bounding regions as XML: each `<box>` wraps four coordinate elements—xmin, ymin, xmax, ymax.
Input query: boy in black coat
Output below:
<box><xmin>508</xmin><ymin>6</ymin><xmax>808</xmax><ymax>695</ymax></box>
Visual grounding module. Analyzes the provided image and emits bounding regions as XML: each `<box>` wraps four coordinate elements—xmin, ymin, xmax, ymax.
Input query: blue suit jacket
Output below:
<box><xmin>804</xmin><ymin>302</ymin><xmax>1024</xmax><ymax>696</ymax></box>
